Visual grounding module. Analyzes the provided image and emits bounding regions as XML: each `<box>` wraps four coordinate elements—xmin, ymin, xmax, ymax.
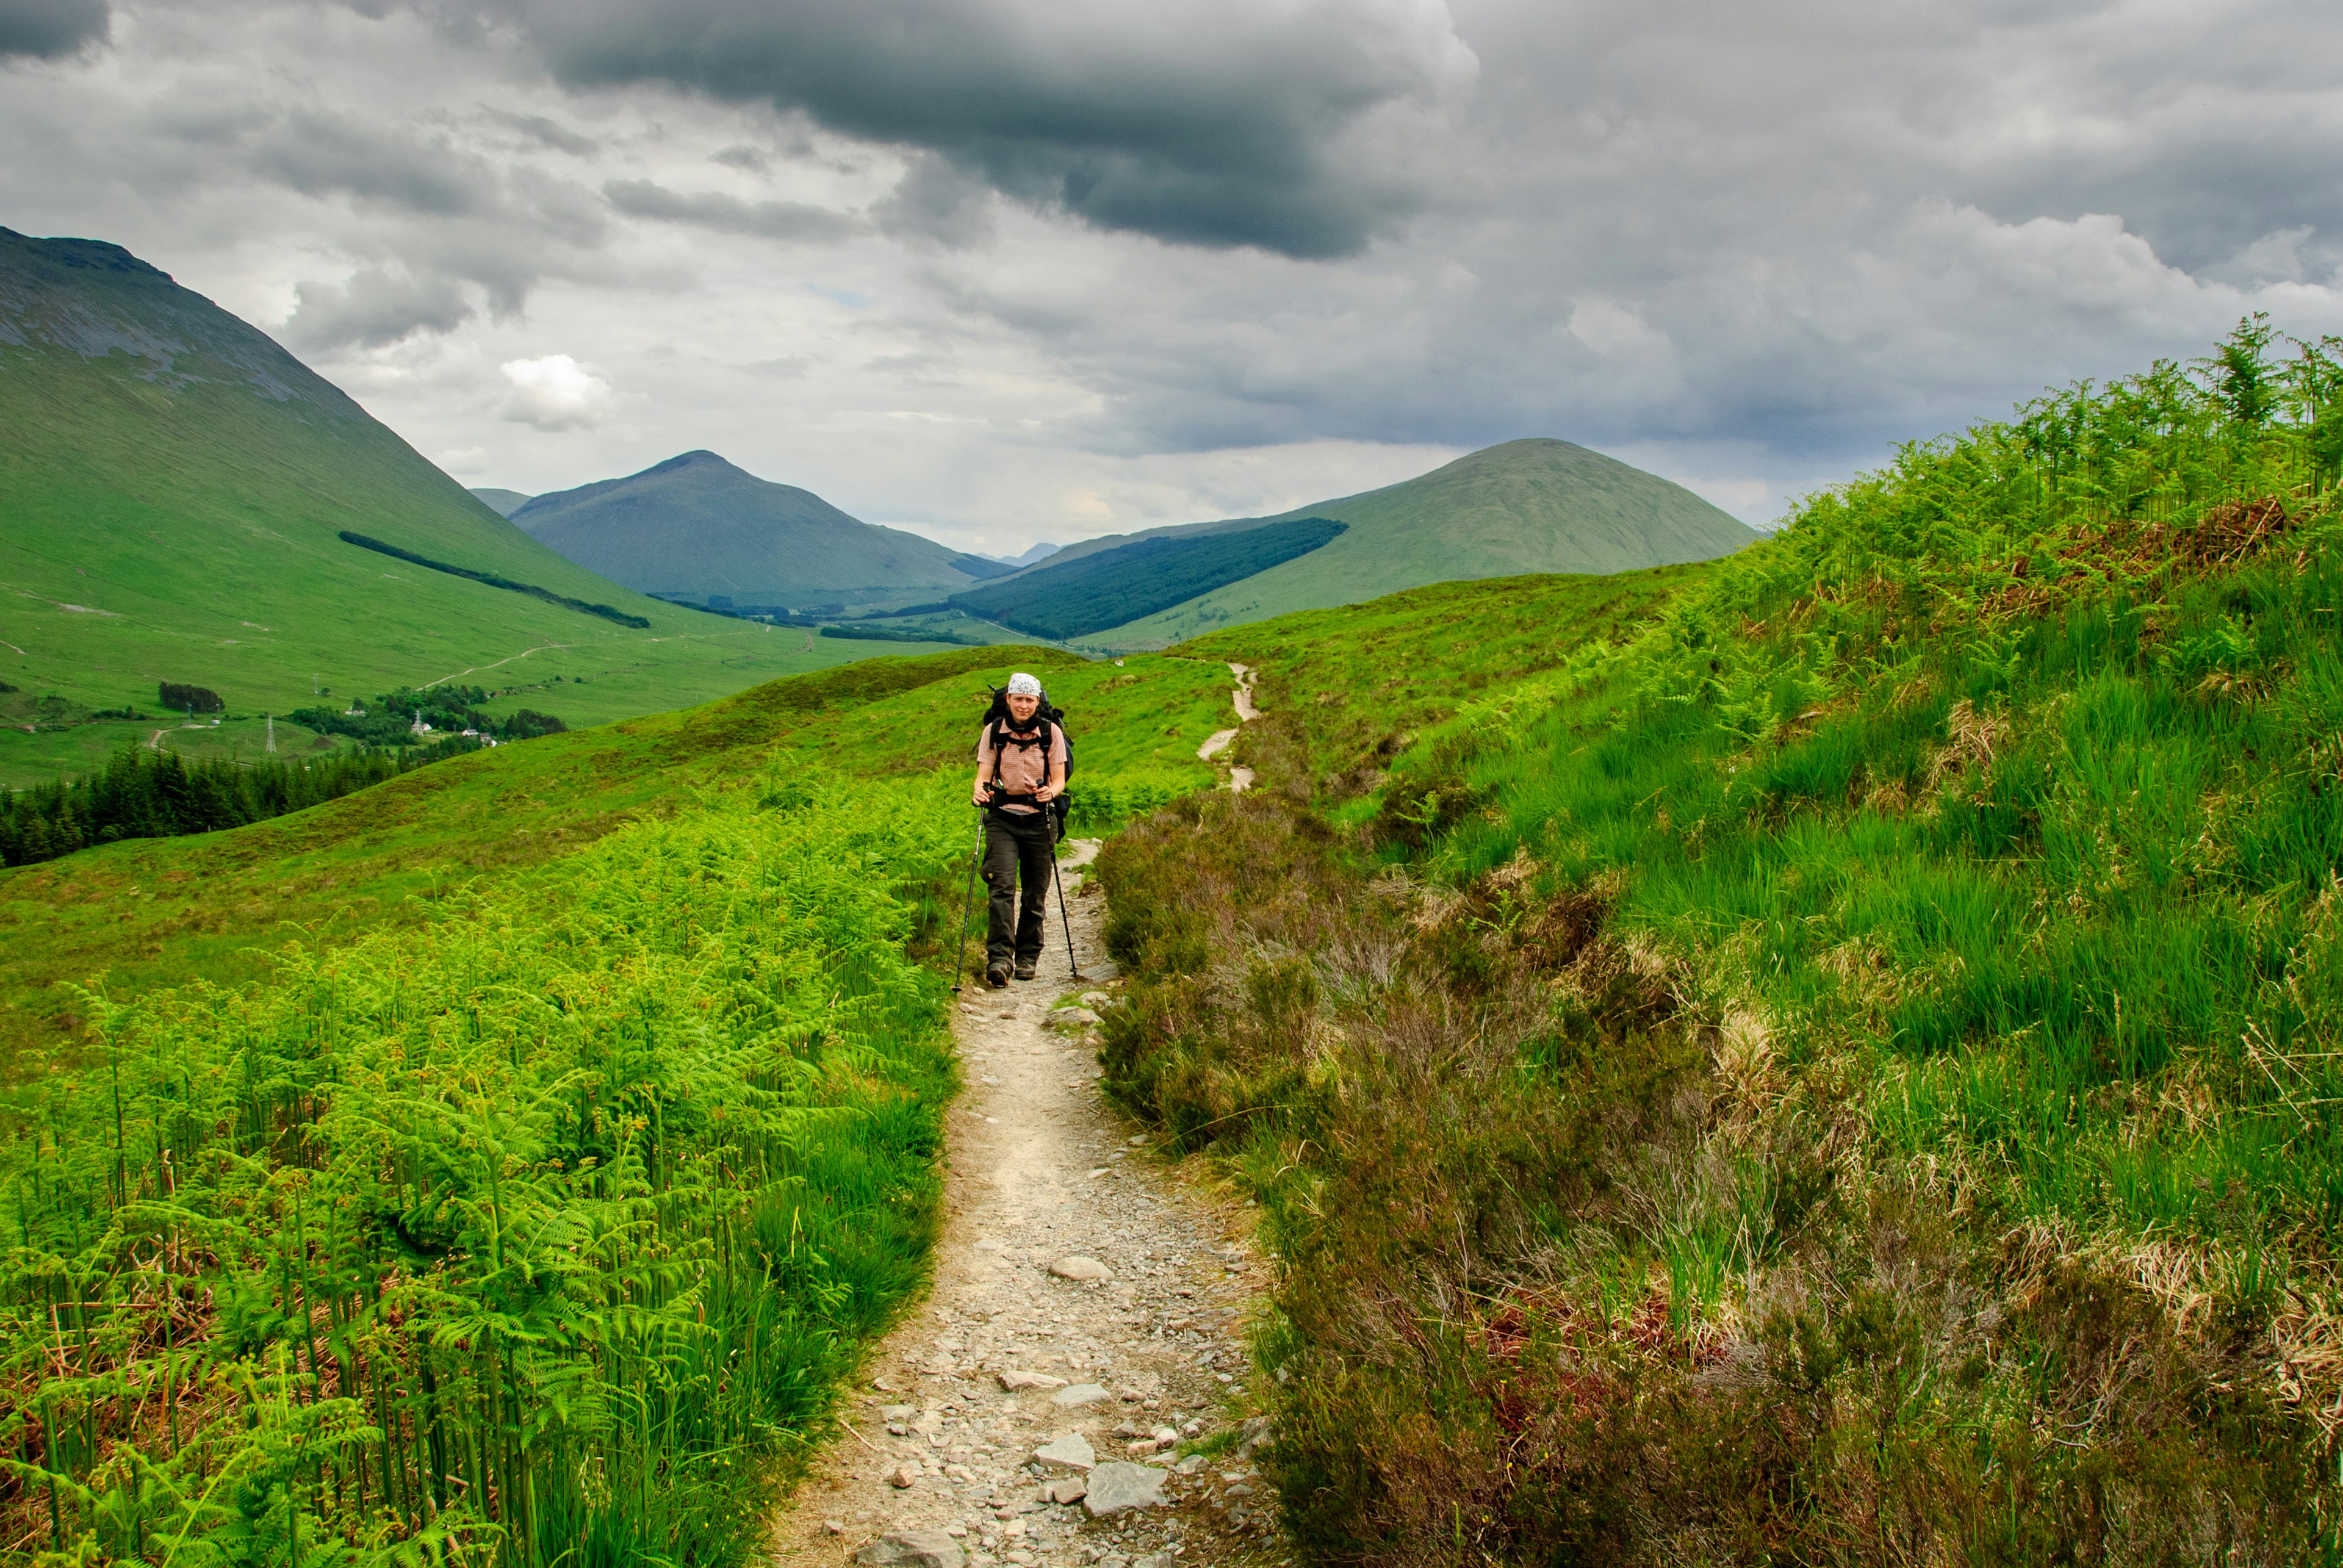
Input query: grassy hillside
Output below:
<box><xmin>0</xmin><ymin>230</ymin><xmax>942</xmax><ymax>787</ymax></box>
<box><xmin>948</xmin><ymin>516</ymin><xmax>1347</xmax><ymax>639</ymax></box>
<box><xmin>0</xmin><ymin>636</ymin><xmax>1245</xmax><ymax>1566</ymax></box>
<box><xmin>510</xmin><ymin>450</ymin><xmax>1005</xmax><ymax>608</ymax></box>
<box><xmin>0</xmin><ymin>643</ymin><xmax>1234</xmax><ymax>1067</ymax></box>
<box><xmin>1024</xmin><ymin>437</ymin><xmax>1755</xmax><ymax>647</ymax></box>
<box><xmin>1097</xmin><ymin>322</ymin><xmax>2343</xmax><ymax>1559</ymax></box>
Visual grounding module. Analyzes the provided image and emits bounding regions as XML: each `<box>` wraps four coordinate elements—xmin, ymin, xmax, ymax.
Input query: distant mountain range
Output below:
<box><xmin>940</xmin><ymin>439</ymin><xmax>1758</xmax><ymax>647</ymax></box>
<box><xmin>500</xmin><ymin>441</ymin><xmax>1752</xmax><ymax>648</ymax></box>
<box><xmin>498</xmin><ymin>433</ymin><xmax>1762</xmax><ymax>647</ymax></box>
<box><xmin>505</xmin><ymin>452</ymin><xmax>1013</xmax><ymax>610</ymax></box>
<box><xmin>0</xmin><ymin>220</ymin><xmax>1756</xmax><ymax>774</ymax></box>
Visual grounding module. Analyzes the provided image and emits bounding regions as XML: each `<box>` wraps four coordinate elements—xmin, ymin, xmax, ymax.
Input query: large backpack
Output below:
<box><xmin>982</xmin><ymin>683</ymin><xmax>1074</xmax><ymax>839</ymax></box>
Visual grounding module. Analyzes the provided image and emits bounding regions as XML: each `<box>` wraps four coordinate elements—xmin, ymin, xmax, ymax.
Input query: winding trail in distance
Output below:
<box><xmin>1196</xmin><ymin>663</ymin><xmax>1262</xmax><ymax>794</ymax></box>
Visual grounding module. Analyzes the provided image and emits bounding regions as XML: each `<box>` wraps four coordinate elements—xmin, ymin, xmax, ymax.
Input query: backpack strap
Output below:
<box><xmin>985</xmin><ymin>717</ymin><xmax>1054</xmax><ymax>794</ymax></box>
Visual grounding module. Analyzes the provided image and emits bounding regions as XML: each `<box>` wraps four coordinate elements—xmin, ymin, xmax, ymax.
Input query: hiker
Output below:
<box><xmin>973</xmin><ymin>671</ymin><xmax>1068</xmax><ymax>987</ymax></box>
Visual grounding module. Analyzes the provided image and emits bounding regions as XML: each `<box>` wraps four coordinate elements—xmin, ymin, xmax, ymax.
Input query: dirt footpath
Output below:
<box><xmin>771</xmin><ymin>840</ymin><xmax>1288</xmax><ymax>1568</ymax></box>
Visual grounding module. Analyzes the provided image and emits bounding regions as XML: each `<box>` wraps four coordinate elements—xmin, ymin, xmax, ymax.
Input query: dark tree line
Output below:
<box><xmin>337</xmin><ymin>530</ymin><xmax>651</xmax><ymax>627</ymax></box>
<box><xmin>1</xmin><ymin>737</ymin><xmax>480</xmax><ymax>868</ymax></box>
<box><xmin>158</xmin><ymin>681</ymin><xmax>224</xmax><ymax>714</ymax></box>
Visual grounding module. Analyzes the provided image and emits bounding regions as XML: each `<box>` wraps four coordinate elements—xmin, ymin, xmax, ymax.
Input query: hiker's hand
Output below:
<box><xmin>1034</xmin><ymin>782</ymin><xmax>1059</xmax><ymax>802</ymax></box>
<box><xmin>971</xmin><ymin>786</ymin><xmax>990</xmax><ymax>807</ymax></box>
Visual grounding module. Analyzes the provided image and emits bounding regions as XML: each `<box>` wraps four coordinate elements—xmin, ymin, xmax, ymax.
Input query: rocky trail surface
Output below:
<box><xmin>771</xmin><ymin>838</ymin><xmax>1287</xmax><ymax>1568</ymax></box>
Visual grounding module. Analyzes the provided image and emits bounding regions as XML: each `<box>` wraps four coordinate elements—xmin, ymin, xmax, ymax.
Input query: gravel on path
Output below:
<box><xmin>771</xmin><ymin>840</ymin><xmax>1289</xmax><ymax>1568</ymax></box>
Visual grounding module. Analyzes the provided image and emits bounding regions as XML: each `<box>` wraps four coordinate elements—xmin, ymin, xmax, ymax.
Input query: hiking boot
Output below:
<box><xmin>1014</xmin><ymin>962</ymin><xmax>1038</xmax><ymax>980</ymax></box>
<box><xmin>986</xmin><ymin>963</ymin><xmax>1011</xmax><ymax>989</ymax></box>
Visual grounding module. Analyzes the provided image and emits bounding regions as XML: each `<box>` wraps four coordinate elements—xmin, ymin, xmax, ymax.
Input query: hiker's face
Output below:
<box><xmin>1007</xmin><ymin>692</ymin><xmax>1040</xmax><ymax>722</ymax></box>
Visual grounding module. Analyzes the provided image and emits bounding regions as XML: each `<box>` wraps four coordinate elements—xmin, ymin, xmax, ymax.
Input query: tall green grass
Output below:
<box><xmin>1100</xmin><ymin>321</ymin><xmax>2343</xmax><ymax>1561</ymax></box>
<box><xmin>0</xmin><ymin>769</ymin><xmax>965</xmax><ymax>1566</ymax></box>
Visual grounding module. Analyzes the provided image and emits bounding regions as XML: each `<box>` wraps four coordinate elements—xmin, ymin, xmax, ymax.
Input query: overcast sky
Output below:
<box><xmin>6</xmin><ymin>0</ymin><xmax>2341</xmax><ymax>555</ymax></box>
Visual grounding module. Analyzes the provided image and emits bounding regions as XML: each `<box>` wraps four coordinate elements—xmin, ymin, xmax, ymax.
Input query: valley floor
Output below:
<box><xmin>773</xmin><ymin>843</ymin><xmax>1286</xmax><ymax>1568</ymax></box>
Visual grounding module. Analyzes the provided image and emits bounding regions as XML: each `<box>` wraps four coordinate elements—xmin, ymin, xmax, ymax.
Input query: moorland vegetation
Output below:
<box><xmin>1096</xmin><ymin>319</ymin><xmax>2343</xmax><ymax>1560</ymax></box>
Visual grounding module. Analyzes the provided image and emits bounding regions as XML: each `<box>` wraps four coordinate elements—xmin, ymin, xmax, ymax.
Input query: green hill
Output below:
<box><xmin>468</xmin><ymin>486</ymin><xmax>533</xmax><ymax>516</ymax></box>
<box><xmin>0</xmin><ymin>229</ymin><xmax>939</xmax><ymax>785</ymax></box>
<box><xmin>509</xmin><ymin>450</ymin><xmax>1012</xmax><ymax>608</ymax></box>
<box><xmin>1026</xmin><ymin>437</ymin><xmax>1756</xmax><ymax>647</ymax></box>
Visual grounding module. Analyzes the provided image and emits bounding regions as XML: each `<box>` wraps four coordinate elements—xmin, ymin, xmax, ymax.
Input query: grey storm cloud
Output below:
<box><xmin>481</xmin><ymin>107</ymin><xmax>597</xmax><ymax>157</ymax></box>
<box><xmin>282</xmin><ymin>265</ymin><xmax>472</xmax><ymax>349</ymax></box>
<box><xmin>873</xmin><ymin>153</ymin><xmax>994</xmax><ymax>249</ymax></box>
<box><xmin>251</xmin><ymin>109</ymin><xmax>498</xmax><ymax>217</ymax></box>
<box><xmin>603</xmin><ymin>178</ymin><xmax>858</xmax><ymax>241</ymax></box>
<box><xmin>207</xmin><ymin>107</ymin><xmax>614</xmax><ymax>337</ymax></box>
<box><xmin>465</xmin><ymin>0</ymin><xmax>1476</xmax><ymax>259</ymax></box>
<box><xmin>709</xmin><ymin>145</ymin><xmax>771</xmax><ymax>176</ymax></box>
<box><xmin>0</xmin><ymin>0</ymin><xmax>106</xmax><ymax>59</ymax></box>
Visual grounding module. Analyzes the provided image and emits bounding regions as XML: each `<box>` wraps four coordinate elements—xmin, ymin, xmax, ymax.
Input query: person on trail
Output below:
<box><xmin>973</xmin><ymin>671</ymin><xmax>1068</xmax><ymax>987</ymax></box>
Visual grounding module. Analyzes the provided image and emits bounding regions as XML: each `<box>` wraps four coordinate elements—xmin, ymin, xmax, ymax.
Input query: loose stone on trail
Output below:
<box><xmin>1049</xmin><ymin>1382</ymin><xmax>1114</xmax><ymax>1408</ymax></box>
<box><xmin>1045</xmin><ymin>1475</ymin><xmax>1090</xmax><ymax>1505</ymax></box>
<box><xmin>1082</xmin><ymin>1461</ymin><xmax>1170</xmax><ymax>1517</ymax></box>
<box><xmin>1049</xmin><ymin>1256</ymin><xmax>1111</xmax><ymax>1281</ymax></box>
<box><xmin>998</xmin><ymin>1368</ymin><xmax>1066</xmax><ymax>1390</ymax></box>
<box><xmin>1033</xmin><ymin>1433</ymin><xmax>1096</xmax><ymax>1470</ymax></box>
<box><xmin>854</xmin><ymin>1530</ymin><xmax>965</xmax><ymax>1567</ymax></box>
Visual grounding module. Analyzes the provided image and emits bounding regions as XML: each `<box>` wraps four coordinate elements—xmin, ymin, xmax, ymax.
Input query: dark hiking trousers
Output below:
<box><xmin>983</xmin><ymin>808</ymin><xmax>1055</xmax><ymax>969</ymax></box>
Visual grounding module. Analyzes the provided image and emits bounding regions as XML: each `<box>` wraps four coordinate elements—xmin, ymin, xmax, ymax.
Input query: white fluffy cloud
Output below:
<box><xmin>3</xmin><ymin>0</ymin><xmax>2340</xmax><ymax>540</ymax></box>
<box><xmin>498</xmin><ymin>353</ymin><xmax>612</xmax><ymax>430</ymax></box>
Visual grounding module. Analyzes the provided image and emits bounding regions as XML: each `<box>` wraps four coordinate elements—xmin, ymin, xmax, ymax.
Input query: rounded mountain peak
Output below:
<box><xmin>641</xmin><ymin>450</ymin><xmax>737</xmax><ymax>479</ymax></box>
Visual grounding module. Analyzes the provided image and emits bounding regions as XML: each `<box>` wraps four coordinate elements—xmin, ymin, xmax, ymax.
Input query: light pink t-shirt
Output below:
<box><xmin>977</xmin><ymin>721</ymin><xmax>1068</xmax><ymax>813</ymax></box>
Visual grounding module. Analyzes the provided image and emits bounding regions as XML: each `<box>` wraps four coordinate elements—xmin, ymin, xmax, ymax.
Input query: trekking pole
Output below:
<box><xmin>1049</xmin><ymin>844</ymin><xmax>1084</xmax><ymax>984</ymax></box>
<box><xmin>949</xmin><ymin>808</ymin><xmax>984</xmax><ymax>994</ymax></box>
